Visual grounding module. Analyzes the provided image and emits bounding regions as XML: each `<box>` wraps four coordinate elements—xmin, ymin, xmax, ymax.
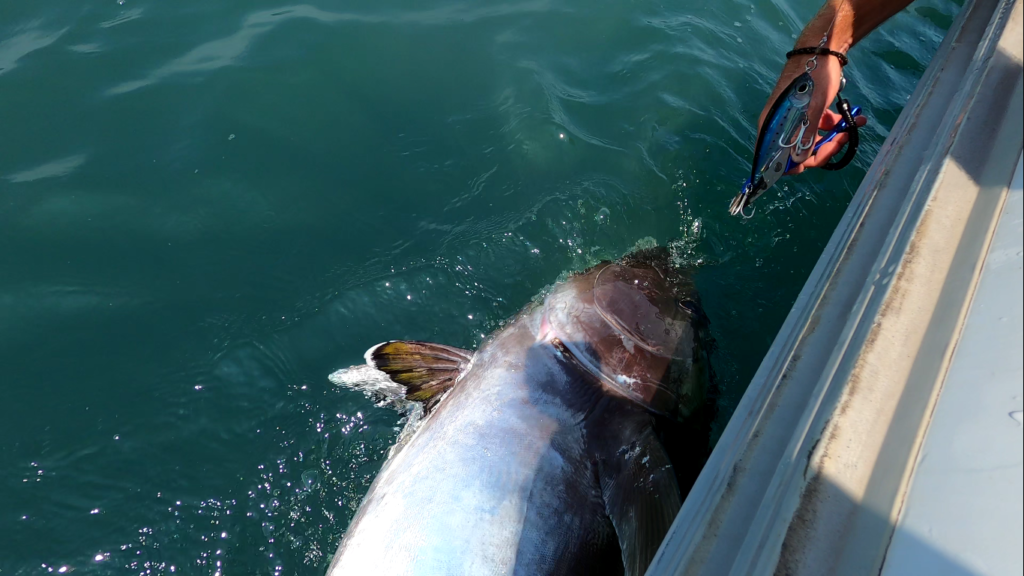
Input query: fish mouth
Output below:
<box><xmin>549</xmin><ymin>336</ymin><xmax>679</xmax><ymax>415</ymax></box>
<box><xmin>539</xmin><ymin>247</ymin><xmax>703</xmax><ymax>414</ymax></box>
<box><xmin>592</xmin><ymin>263</ymin><xmax>692</xmax><ymax>361</ymax></box>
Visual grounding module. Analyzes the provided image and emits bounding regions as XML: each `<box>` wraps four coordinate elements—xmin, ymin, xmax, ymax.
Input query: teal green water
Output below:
<box><xmin>1</xmin><ymin>1</ymin><xmax>958</xmax><ymax>573</ymax></box>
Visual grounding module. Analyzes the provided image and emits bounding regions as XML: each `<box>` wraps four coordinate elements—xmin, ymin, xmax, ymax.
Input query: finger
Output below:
<box><xmin>786</xmin><ymin>162</ymin><xmax>808</xmax><ymax>175</ymax></box>
<box><xmin>785</xmin><ymin>135</ymin><xmax>822</xmax><ymax>174</ymax></box>
<box><xmin>821</xmin><ymin>109</ymin><xmax>868</xmax><ymax>132</ymax></box>
<box><xmin>788</xmin><ymin>114</ymin><xmax>868</xmax><ymax>173</ymax></box>
<box><xmin>804</xmin><ymin>114</ymin><xmax>868</xmax><ymax>168</ymax></box>
<box><xmin>803</xmin><ymin>133</ymin><xmax>850</xmax><ymax>168</ymax></box>
<box><xmin>818</xmin><ymin>110</ymin><xmax>843</xmax><ymax>131</ymax></box>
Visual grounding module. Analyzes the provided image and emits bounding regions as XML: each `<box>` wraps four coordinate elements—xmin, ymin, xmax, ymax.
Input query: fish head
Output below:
<box><xmin>786</xmin><ymin>72</ymin><xmax>814</xmax><ymax>108</ymax></box>
<box><xmin>540</xmin><ymin>247</ymin><xmax>710</xmax><ymax>419</ymax></box>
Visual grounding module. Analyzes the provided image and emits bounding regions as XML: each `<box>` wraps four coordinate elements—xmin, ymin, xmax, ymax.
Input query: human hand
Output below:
<box><xmin>757</xmin><ymin>53</ymin><xmax>868</xmax><ymax>175</ymax></box>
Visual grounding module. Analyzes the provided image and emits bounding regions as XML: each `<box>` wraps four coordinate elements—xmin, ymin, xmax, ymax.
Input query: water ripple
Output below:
<box><xmin>99</xmin><ymin>8</ymin><xmax>144</xmax><ymax>29</ymax></box>
<box><xmin>5</xmin><ymin>154</ymin><xmax>87</xmax><ymax>183</ymax></box>
<box><xmin>107</xmin><ymin>2</ymin><xmax>557</xmax><ymax>95</ymax></box>
<box><xmin>0</xmin><ymin>25</ymin><xmax>68</xmax><ymax>77</ymax></box>
<box><xmin>0</xmin><ymin>0</ymin><xmax>962</xmax><ymax>573</ymax></box>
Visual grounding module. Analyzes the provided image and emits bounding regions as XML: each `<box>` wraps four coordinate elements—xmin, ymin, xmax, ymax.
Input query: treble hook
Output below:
<box><xmin>794</xmin><ymin>121</ymin><xmax>813</xmax><ymax>155</ymax></box>
<box><xmin>779</xmin><ymin>119</ymin><xmax>812</xmax><ymax>153</ymax></box>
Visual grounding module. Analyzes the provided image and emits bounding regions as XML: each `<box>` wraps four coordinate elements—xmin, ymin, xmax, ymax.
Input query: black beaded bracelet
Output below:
<box><xmin>785</xmin><ymin>47</ymin><xmax>849</xmax><ymax>67</ymax></box>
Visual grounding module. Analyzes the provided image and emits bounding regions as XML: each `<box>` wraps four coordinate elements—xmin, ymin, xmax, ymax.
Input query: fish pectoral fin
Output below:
<box><xmin>366</xmin><ymin>340</ymin><xmax>473</xmax><ymax>408</ymax></box>
<box><xmin>599</xmin><ymin>422</ymin><xmax>682</xmax><ymax>576</ymax></box>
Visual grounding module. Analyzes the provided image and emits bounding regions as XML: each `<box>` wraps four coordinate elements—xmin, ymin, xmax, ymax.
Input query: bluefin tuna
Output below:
<box><xmin>328</xmin><ymin>246</ymin><xmax>715</xmax><ymax>576</ymax></box>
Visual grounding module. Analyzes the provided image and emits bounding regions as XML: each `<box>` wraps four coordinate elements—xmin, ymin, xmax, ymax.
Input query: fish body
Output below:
<box><xmin>327</xmin><ymin>247</ymin><xmax>714</xmax><ymax>576</ymax></box>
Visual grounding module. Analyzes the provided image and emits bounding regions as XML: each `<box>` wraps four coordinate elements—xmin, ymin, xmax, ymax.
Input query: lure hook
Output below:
<box><xmin>794</xmin><ymin>120</ymin><xmax>813</xmax><ymax>154</ymax></box>
<box><xmin>779</xmin><ymin>119</ymin><xmax>811</xmax><ymax>152</ymax></box>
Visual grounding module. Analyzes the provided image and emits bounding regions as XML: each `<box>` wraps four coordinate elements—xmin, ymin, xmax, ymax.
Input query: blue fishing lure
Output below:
<box><xmin>730</xmin><ymin>73</ymin><xmax>861</xmax><ymax>217</ymax></box>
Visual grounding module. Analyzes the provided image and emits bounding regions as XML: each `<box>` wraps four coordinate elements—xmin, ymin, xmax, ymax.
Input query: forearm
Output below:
<box><xmin>797</xmin><ymin>0</ymin><xmax>915</xmax><ymax>54</ymax></box>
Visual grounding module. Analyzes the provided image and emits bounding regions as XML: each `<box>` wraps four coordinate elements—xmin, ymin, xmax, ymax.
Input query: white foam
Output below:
<box><xmin>328</xmin><ymin>363</ymin><xmax>425</xmax><ymax>457</ymax></box>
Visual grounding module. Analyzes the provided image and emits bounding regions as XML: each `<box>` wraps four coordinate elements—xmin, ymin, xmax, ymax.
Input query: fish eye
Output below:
<box><xmin>796</xmin><ymin>83</ymin><xmax>809</xmax><ymax>94</ymax></box>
